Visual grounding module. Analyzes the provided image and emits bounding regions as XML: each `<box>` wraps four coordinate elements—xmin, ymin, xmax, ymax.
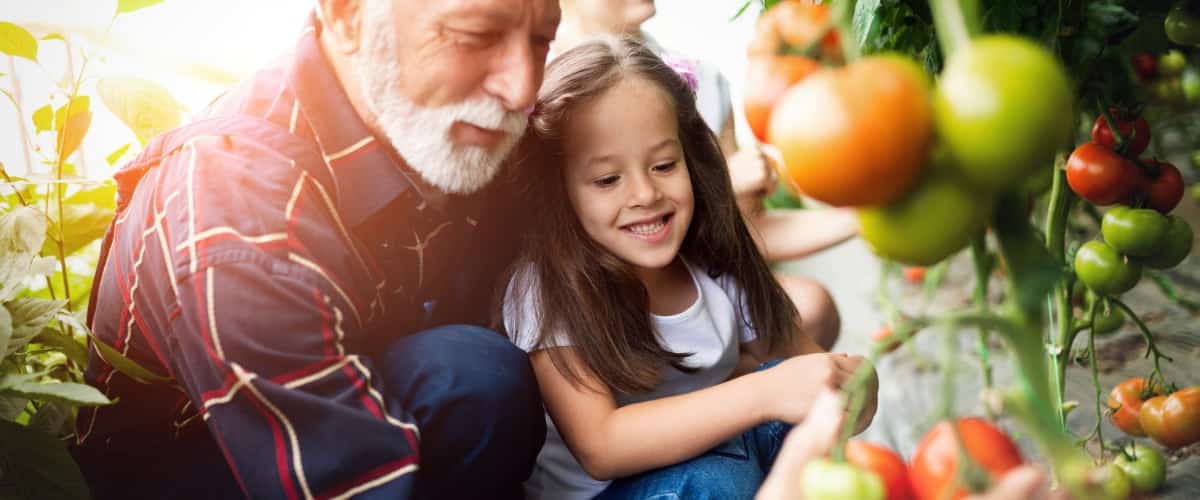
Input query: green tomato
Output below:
<box><xmin>1159</xmin><ymin>50</ymin><xmax>1188</xmax><ymax>77</ymax></box>
<box><xmin>1165</xmin><ymin>1</ymin><xmax>1200</xmax><ymax>46</ymax></box>
<box><xmin>1192</xmin><ymin>149</ymin><xmax>1200</xmax><ymax>169</ymax></box>
<box><xmin>1102</xmin><ymin>206</ymin><xmax>1169</xmax><ymax>257</ymax></box>
<box><xmin>1075</xmin><ymin>240</ymin><xmax>1143</xmax><ymax>296</ymax></box>
<box><xmin>1182</xmin><ymin>66</ymin><xmax>1200</xmax><ymax>104</ymax></box>
<box><xmin>934</xmin><ymin>35</ymin><xmax>1074</xmax><ymax>193</ymax></box>
<box><xmin>1114</xmin><ymin>444</ymin><xmax>1167</xmax><ymax>494</ymax></box>
<box><xmin>858</xmin><ymin>170</ymin><xmax>993</xmax><ymax>266</ymax></box>
<box><xmin>1139</xmin><ymin>215</ymin><xmax>1194</xmax><ymax>269</ymax></box>
<box><xmin>802</xmin><ymin>459</ymin><xmax>885</xmax><ymax>500</ymax></box>
<box><xmin>1097</xmin><ymin>463</ymin><xmax>1133</xmax><ymax>500</ymax></box>
<box><xmin>1092</xmin><ymin>303</ymin><xmax>1126</xmax><ymax>335</ymax></box>
<box><xmin>1153</xmin><ymin>78</ymin><xmax>1187</xmax><ymax>105</ymax></box>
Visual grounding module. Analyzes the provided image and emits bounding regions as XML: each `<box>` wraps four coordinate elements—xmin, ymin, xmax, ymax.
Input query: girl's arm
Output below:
<box><xmin>746</xmin><ymin>207</ymin><xmax>860</xmax><ymax>262</ymax></box>
<box><xmin>534</xmin><ymin>346</ymin><xmax>864</xmax><ymax>481</ymax></box>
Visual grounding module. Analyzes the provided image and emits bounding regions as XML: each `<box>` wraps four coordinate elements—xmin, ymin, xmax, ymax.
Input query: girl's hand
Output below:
<box><xmin>728</xmin><ymin>146</ymin><xmax>779</xmax><ymax>215</ymax></box>
<box><xmin>757</xmin><ymin>353</ymin><xmax>878</xmax><ymax>431</ymax></box>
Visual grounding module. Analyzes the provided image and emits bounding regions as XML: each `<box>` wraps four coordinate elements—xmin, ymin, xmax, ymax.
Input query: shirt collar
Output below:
<box><xmin>286</xmin><ymin>14</ymin><xmax>424</xmax><ymax>227</ymax></box>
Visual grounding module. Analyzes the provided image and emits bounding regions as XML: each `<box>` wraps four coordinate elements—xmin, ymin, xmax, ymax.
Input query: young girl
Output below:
<box><xmin>501</xmin><ymin>37</ymin><xmax>877</xmax><ymax>500</ymax></box>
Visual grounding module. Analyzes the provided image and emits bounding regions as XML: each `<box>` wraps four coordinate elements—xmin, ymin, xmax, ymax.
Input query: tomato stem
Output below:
<box><xmin>928</xmin><ymin>0</ymin><xmax>982</xmax><ymax>58</ymax></box>
<box><xmin>1098</xmin><ymin>103</ymin><xmax>1130</xmax><ymax>156</ymax></box>
<box><xmin>832</xmin><ymin>0</ymin><xmax>860</xmax><ymax>62</ymax></box>
<box><xmin>969</xmin><ymin>235</ymin><xmax>996</xmax><ymax>414</ymax></box>
<box><xmin>1086</xmin><ymin>300</ymin><xmax>1106</xmax><ymax>461</ymax></box>
<box><xmin>1108</xmin><ymin>298</ymin><xmax>1174</xmax><ymax>392</ymax></box>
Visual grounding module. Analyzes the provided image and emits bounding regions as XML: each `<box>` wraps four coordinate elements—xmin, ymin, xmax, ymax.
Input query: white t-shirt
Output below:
<box><xmin>503</xmin><ymin>259</ymin><xmax>757</xmax><ymax>500</ymax></box>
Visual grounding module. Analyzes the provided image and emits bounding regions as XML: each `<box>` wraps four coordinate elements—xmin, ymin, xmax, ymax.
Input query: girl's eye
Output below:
<box><xmin>594</xmin><ymin>176</ymin><xmax>619</xmax><ymax>187</ymax></box>
<box><xmin>652</xmin><ymin>161</ymin><xmax>678</xmax><ymax>173</ymax></box>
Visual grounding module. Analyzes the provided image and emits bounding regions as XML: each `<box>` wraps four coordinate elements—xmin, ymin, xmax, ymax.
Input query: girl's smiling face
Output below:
<box><xmin>562</xmin><ymin>75</ymin><xmax>694</xmax><ymax>273</ymax></box>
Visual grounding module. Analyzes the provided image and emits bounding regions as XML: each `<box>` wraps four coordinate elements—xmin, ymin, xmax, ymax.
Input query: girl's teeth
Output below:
<box><xmin>627</xmin><ymin>221</ymin><xmax>665</xmax><ymax>234</ymax></box>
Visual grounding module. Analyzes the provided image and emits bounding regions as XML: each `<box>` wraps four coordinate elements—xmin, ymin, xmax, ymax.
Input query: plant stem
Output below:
<box><xmin>969</xmin><ymin>235</ymin><xmax>994</xmax><ymax>394</ymax></box>
<box><xmin>1044</xmin><ymin>158</ymin><xmax>1074</xmax><ymax>428</ymax></box>
<box><xmin>50</xmin><ymin>39</ymin><xmax>92</xmax><ymax>312</ymax></box>
<box><xmin>833</xmin><ymin>0</ymin><xmax>861</xmax><ymax>62</ymax></box>
<box><xmin>7</xmin><ymin>56</ymin><xmax>35</xmax><ymax>175</ymax></box>
<box><xmin>1109</xmin><ymin>298</ymin><xmax>1173</xmax><ymax>376</ymax></box>
<box><xmin>929</xmin><ymin>0</ymin><xmax>981</xmax><ymax>58</ymax></box>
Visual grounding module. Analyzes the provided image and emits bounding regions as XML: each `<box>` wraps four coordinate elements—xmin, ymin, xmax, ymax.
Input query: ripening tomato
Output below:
<box><xmin>846</xmin><ymin>440</ymin><xmax>916</xmax><ymax>500</ymax></box>
<box><xmin>909</xmin><ymin>417</ymin><xmax>1023</xmax><ymax>500</ymax></box>
<box><xmin>744</xmin><ymin>56</ymin><xmax>821</xmax><ymax>142</ymax></box>
<box><xmin>1131</xmin><ymin>52</ymin><xmax>1158</xmax><ymax>82</ymax></box>
<box><xmin>803</xmin><ymin>459</ymin><xmax>885</xmax><ymax>500</ymax></box>
<box><xmin>1091</xmin><ymin>111</ymin><xmax>1151</xmax><ymax>157</ymax></box>
<box><xmin>1139</xmin><ymin>386</ymin><xmax>1200</xmax><ymax>448</ymax></box>
<box><xmin>1107</xmin><ymin>377</ymin><xmax>1157</xmax><ymax>437</ymax></box>
<box><xmin>1141</xmin><ymin>161</ymin><xmax>1184</xmax><ymax>214</ymax></box>
<box><xmin>1066</xmin><ymin>143</ymin><xmax>1140</xmax><ymax>206</ymax></box>
<box><xmin>1114</xmin><ymin>444</ymin><xmax>1167</xmax><ymax>494</ymax></box>
<box><xmin>1139</xmin><ymin>215</ymin><xmax>1193</xmax><ymax>269</ymax></box>
<box><xmin>769</xmin><ymin>55</ymin><xmax>932</xmax><ymax>207</ymax></box>
<box><xmin>934</xmin><ymin>36</ymin><xmax>1074</xmax><ymax>193</ymax></box>
<box><xmin>903</xmin><ymin>267</ymin><xmax>927</xmax><ymax>284</ymax></box>
<box><xmin>747</xmin><ymin>1</ymin><xmax>841</xmax><ymax>62</ymax></box>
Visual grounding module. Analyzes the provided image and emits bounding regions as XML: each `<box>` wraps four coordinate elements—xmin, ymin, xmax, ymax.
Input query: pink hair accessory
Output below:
<box><xmin>661</xmin><ymin>55</ymin><xmax>699</xmax><ymax>94</ymax></box>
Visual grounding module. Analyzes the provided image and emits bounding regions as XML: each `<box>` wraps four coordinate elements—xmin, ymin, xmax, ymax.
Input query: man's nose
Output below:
<box><xmin>484</xmin><ymin>38</ymin><xmax>542</xmax><ymax>112</ymax></box>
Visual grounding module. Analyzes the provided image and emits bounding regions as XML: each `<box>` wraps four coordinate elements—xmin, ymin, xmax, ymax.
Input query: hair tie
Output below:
<box><xmin>662</xmin><ymin>55</ymin><xmax>699</xmax><ymax>94</ymax></box>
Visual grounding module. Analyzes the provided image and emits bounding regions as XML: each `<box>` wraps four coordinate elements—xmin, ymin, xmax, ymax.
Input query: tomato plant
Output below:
<box><xmin>1107</xmin><ymin>378</ymin><xmax>1156</xmax><ymax>437</ymax></box>
<box><xmin>1091</xmin><ymin>302</ymin><xmax>1125</xmax><ymax>335</ymax></box>
<box><xmin>1074</xmin><ymin>241</ymin><xmax>1143</xmax><ymax>296</ymax></box>
<box><xmin>909</xmin><ymin>418</ymin><xmax>1023</xmax><ymax>500</ymax></box>
<box><xmin>743</xmin><ymin>56</ymin><xmax>821</xmax><ymax>142</ymax></box>
<box><xmin>1066</xmin><ymin>144</ymin><xmax>1140</xmax><ymax>206</ymax></box>
<box><xmin>933</xmin><ymin>35</ymin><xmax>1073</xmax><ymax>193</ymax></box>
<box><xmin>1131</xmin><ymin>52</ymin><xmax>1157</xmax><ymax>82</ymax></box>
<box><xmin>1139</xmin><ymin>386</ymin><xmax>1200</xmax><ymax>448</ymax></box>
<box><xmin>1101</xmin><ymin>206</ymin><xmax>1168</xmax><ymax>257</ymax></box>
<box><xmin>802</xmin><ymin>458</ymin><xmax>885</xmax><ymax>500</ymax></box>
<box><xmin>1139</xmin><ymin>215</ymin><xmax>1194</xmax><ymax>269</ymax></box>
<box><xmin>769</xmin><ymin>55</ymin><xmax>932</xmax><ymax>207</ymax></box>
<box><xmin>846</xmin><ymin>440</ymin><xmax>916</xmax><ymax>500</ymax></box>
<box><xmin>1165</xmin><ymin>1</ymin><xmax>1200</xmax><ymax>46</ymax></box>
<box><xmin>1113</xmin><ymin>444</ymin><xmax>1166</xmax><ymax>494</ymax></box>
<box><xmin>1090</xmin><ymin>111</ymin><xmax>1150</xmax><ymax>157</ymax></box>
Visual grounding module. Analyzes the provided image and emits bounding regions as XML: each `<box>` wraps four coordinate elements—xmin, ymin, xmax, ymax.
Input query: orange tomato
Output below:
<box><xmin>1107</xmin><ymin>378</ymin><xmax>1156</xmax><ymax>437</ymax></box>
<box><xmin>846</xmin><ymin>440</ymin><xmax>916</xmax><ymax>500</ymax></box>
<box><xmin>767</xmin><ymin>55</ymin><xmax>932</xmax><ymax>207</ymax></box>
<box><xmin>1139</xmin><ymin>386</ymin><xmax>1200</xmax><ymax>448</ymax></box>
<box><xmin>744</xmin><ymin>56</ymin><xmax>821</xmax><ymax>142</ymax></box>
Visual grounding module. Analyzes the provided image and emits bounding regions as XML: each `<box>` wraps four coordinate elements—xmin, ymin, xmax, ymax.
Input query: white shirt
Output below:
<box><xmin>504</xmin><ymin>260</ymin><xmax>757</xmax><ymax>500</ymax></box>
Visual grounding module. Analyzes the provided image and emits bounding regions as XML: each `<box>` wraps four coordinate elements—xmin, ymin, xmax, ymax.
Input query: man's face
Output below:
<box><xmin>356</xmin><ymin>0</ymin><xmax>560</xmax><ymax>194</ymax></box>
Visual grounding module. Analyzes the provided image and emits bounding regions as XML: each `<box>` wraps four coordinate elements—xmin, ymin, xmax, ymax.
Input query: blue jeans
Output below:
<box><xmin>376</xmin><ymin>325</ymin><xmax>546</xmax><ymax>500</ymax></box>
<box><xmin>594</xmin><ymin>360</ymin><xmax>790</xmax><ymax>500</ymax></box>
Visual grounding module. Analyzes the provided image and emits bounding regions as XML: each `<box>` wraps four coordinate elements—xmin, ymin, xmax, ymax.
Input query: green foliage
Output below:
<box><xmin>854</xmin><ymin>0</ymin><xmax>942</xmax><ymax>74</ymax></box>
<box><xmin>0</xmin><ymin>418</ymin><xmax>90</xmax><ymax>499</ymax></box>
<box><xmin>0</xmin><ymin>22</ymin><xmax>38</xmax><ymax>62</ymax></box>
<box><xmin>117</xmin><ymin>0</ymin><xmax>165</xmax><ymax>15</ymax></box>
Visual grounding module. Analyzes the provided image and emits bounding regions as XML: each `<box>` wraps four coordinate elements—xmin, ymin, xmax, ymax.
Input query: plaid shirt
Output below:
<box><xmin>75</xmin><ymin>16</ymin><xmax>523</xmax><ymax>499</ymax></box>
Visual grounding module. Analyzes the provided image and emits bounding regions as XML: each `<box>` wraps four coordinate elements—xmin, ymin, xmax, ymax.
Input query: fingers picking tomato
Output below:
<box><xmin>846</xmin><ymin>440</ymin><xmax>916</xmax><ymax>500</ymax></box>
<box><xmin>1066</xmin><ymin>143</ymin><xmax>1140</xmax><ymax>205</ymax></box>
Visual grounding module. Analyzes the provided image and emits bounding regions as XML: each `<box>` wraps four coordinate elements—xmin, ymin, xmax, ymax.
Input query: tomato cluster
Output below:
<box><xmin>1134</xmin><ymin>48</ymin><xmax>1200</xmax><ymax>107</ymax></box>
<box><xmin>749</xmin><ymin>1</ymin><xmax>1075</xmax><ymax>266</ymax></box>
<box><xmin>1108</xmin><ymin>378</ymin><xmax>1200</xmax><ymax>449</ymax></box>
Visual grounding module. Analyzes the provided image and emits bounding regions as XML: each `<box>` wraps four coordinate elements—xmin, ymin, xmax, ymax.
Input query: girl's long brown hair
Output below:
<box><xmin>498</xmin><ymin>36</ymin><xmax>800</xmax><ymax>394</ymax></box>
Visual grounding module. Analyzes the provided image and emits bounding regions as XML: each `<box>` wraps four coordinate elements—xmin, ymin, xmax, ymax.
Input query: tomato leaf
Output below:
<box><xmin>34</xmin><ymin>327</ymin><xmax>89</xmax><ymax>369</ymax></box>
<box><xmin>0</xmin><ymin>418</ymin><xmax>91</xmax><ymax>499</ymax></box>
<box><xmin>98</xmin><ymin>76</ymin><xmax>184</xmax><ymax>144</ymax></box>
<box><xmin>31</xmin><ymin>104</ymin><xmax>53</xmax><ymax>133</ymax></box>
<box><xmin>106</xmin><ymin>143</ymin><xmax>132</xmax><ymax>166</ymax></box>
<box><xmin>117</xmin><ymin>0</ymin><xmax>164</xmax><ymax>14</ymax></box>
<box><xmin>52</xmin><ymin>96</ymin><xmax>90</xmax><ymax>132</ymax></box>
<box><xmin>0</xmin><ymin>22</ymin><xmax>38</xmax><ymax>62</ymax></box>
<box><xmin>42</xmin><ymin>200</ymin><xmax>113</xmax><ymax>257</ymax></box>
<box><xmin>55</xmin><ymin>110</ymin><xmax>92</xmax><ymax>160</ymax></box>
<box><xmin>0</xmin><ymin>373</ymin><xmax>110</xmax><ymax>407</ymax></box>
<box><xmin>4</xmin><ymin>298</ymin><xmax>67</xmax><ymax>357</ymax></box>
<box><xmin>0</xmin><ymin>304</ymin><xmax>11</xmax><ymax>361</ymax></box>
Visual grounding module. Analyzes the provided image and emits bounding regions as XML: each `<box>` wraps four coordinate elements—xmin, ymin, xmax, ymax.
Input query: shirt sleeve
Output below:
<box><xmin>502</xmin><ymin>264</ymin><xmax>569</xmax><ymax>352</ymax></box>
<box><xmin>168</xmin><ymin>248</ymin><xmax>419</xmax><ymax>499</ymax></box>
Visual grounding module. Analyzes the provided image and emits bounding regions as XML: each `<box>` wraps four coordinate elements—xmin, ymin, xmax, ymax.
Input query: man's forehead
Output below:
<box><xmin>425</xmin><ymin>0</ymin><xmax>561</xmax><ymax>25</ymax></box>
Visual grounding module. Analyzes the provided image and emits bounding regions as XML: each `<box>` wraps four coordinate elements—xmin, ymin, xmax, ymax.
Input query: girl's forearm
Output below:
<box><xmin>750</xmin><ymin>208</ymin><xmax>859</xmax><ymax>262</ymax></box>
<box><xmin>583</xmin><ymin>371</ymin><xmax>769</xmax><ymax>480</ymax></box>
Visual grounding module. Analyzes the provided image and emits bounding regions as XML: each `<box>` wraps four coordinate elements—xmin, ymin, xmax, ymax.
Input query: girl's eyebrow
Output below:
<box><xmin>583</xmin><ymin>138</ymin><xmax>681</xmax><ymax>169</ymax></box>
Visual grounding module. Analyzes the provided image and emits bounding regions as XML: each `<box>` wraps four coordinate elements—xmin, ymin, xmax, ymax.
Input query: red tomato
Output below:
<box><xmin>871</xmin><ymin>325</ymin><xmax>901</xmax><ymax>353</ymax></box>
<box><xmin>1131</xmin><ymin>52</ymin><xmax>1158</xmax><ymax>82</ymax></box>
<box><xmin>769</xmin><ymin>55</ymin><xmax>932</xmax><ymax>207</ymax></box>
<box><xmin>909</xmin><ymin>417</ymin><xmax>1023</xmax><ymax>500</ymax></box>
<box><xmin>744</xmin><ymin>56</ymin><xmax>821</xmax><ymax>142</ymax></box>
<box><xmin>903</xmin><ymin>266</ymin><xmax>927</xmax><ymax>284</ymax></box>
<box><xmin>1107</xmin><ymin>378</ymin><xmax>1157</xmax><ymax>437</ymax></box>
<box><xmin>846</xmin><ymin>440</ymin><xmax>916</xmax><ymax>500</ymax></box>
<box><xmin>1141</xmin><ymin>161</ymin><xmax>1184</xmax><ymax>214</ymax></box>
<box><xmin>1091</xmin><ymin>110</ymin><xmax>1151</xmax><ymax>157</ymax></box>
<box><xmin>1066</xmin><ymin>143</ymin><xmax>1141</xmax><ymax>205</ymax></box>
<box><xmin>1139</xmin><ymin>386</ymin><xmax>1200</xmax><ymax>448</ymax></box>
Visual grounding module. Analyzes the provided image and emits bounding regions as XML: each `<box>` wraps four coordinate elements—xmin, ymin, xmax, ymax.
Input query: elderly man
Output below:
<box><xmin>70</xmin><ymin>1</ymin><xmax>560</xmax><ymax>498</ymax></box>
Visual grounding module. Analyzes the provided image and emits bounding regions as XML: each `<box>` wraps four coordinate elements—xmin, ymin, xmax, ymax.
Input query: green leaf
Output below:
<box><xmin>40</xmin><ymin>33</ymin><xmax>65</xmax><ymax>42</ymax></box>
<box><xmin>28</xmin><ymin>400</ymin><xmax>71</xmax><ymax>436</ymax></box>
<box><xmin>117</xmin><ymin>0</ymin><xmax>164</xmax><ymax>14</ymax></box>
<box><xmin>0</xmin><ymin>22</ymin><xmax>38</xmax><ymax>62</ymax></box>
<box><xmin>52</xmin><ymin>96</ymin><xmax>90</xmax><ymax>132</ymax></box>
<box><xmin>65</xmin><ymin>180</ymin><xmax>117</xmax><ymax>210</ymax></box>
<box><xmin>42</xmin><ymin>200</ymin><xmax>113</xmax><ymax>257</ymax></box>
<box><xmin>0</xmin><ymin>394</ymin><xmax>27</xmax><ymax>420</ymax></box>
<box><xmin>0</xmin><ymin>418</ymin><xmax>90</xmax><ymax>499</ymax></box>
<box><xmin>0</xmin><ymin>374</ymin><xmax>110</xmax><ymax>406</ymax></box>
<box><xmin>106</xmin><ymin>143</ymin><xmax>132</xmax><ymax>166</ymax></box>
<box><xmin>55</xmin><ymin>110</ymin><xmax>91</xmax><ymax>160</ymax></box>
<box><xmin>58</xmin><ymin>313</ymin><xmax>171</xmax><ymax>384</ymax></box>
<box><xmin>0</xmin><ymin>206</ymin><xmax>47</xmax><ymax>301</ymax></box>
<box><xmin>34</xmin><ymin>327</ymin><xmax>88</xmax><ymax>369</ymax></box>
<box><xmin>32</xmin><ymin>104</ymin><xmax>53</xmax><ymax>133</ymax></box>
<box><xmin>4</xmin><ymin>298</ymin><xmax>67</xmax><ymax>357</ymax></box>
<box><xmin>98</xmin><ymin>76</ymin><xmax>184</xmax><ymax>144</ymax></box>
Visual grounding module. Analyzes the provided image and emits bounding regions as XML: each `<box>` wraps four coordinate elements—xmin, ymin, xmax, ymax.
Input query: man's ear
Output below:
<box><xmin>317</xmin><ymin>0</ymin><xmax>364</xmax><ymax>54</ymax></box>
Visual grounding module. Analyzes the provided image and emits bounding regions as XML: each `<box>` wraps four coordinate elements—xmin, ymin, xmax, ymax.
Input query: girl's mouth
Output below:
<box><xmin>621</xmin><ymin>213</ymin><xmax>673</xmax><ymax>242</ymax></box>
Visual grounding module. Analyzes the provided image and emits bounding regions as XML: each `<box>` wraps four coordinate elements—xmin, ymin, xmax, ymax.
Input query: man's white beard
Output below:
<box><xmin>356</xmin><ymin>5</ymin><xmax>526</xmax><ymax>195</ymax></box>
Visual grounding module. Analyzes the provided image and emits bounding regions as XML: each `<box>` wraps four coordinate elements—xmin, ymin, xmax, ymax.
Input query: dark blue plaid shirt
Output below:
<box><xmin>74</xmin><ymin>15</ymin><xmax>522</xmax><ymax>499</ymax></box>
